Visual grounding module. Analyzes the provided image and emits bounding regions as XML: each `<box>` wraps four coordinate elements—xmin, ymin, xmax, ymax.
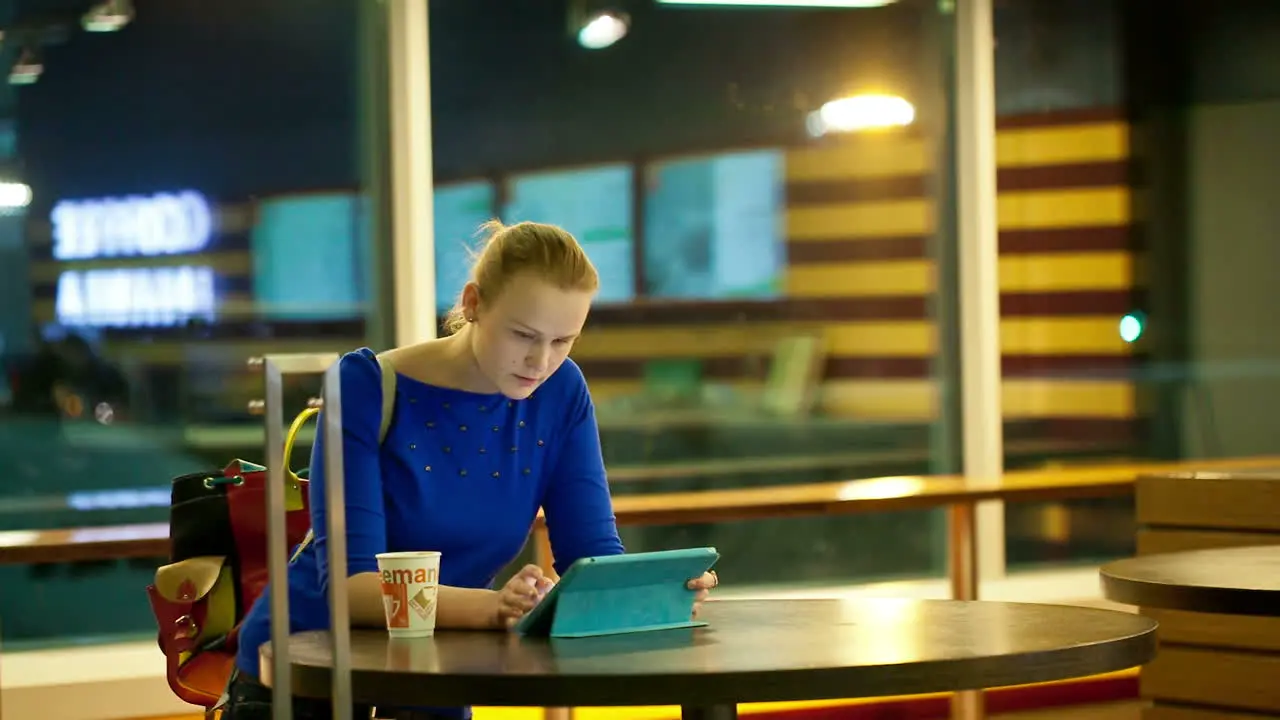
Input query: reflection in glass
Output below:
<box><xmin>434</xmin><ymin>181</ymin><xmax>496</xmax><ymax>312</ymax></box>
<box><xmin>503</xmin><ymin>164</ymin><xmax>635</xmax><ymax>304</ymax></box>
<box><xmin>643</xmin><ymin>149</ymin><xmax>785</xmax><ymax>300</ymax></box>
<box><xmin>251</xmin><ymin>192</ymin><xmax>366</xmax><ymax>320</ymax></box>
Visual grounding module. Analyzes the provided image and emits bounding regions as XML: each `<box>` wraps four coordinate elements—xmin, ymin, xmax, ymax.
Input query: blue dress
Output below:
<box><xmin>234</xmin><ymin>347</ymin><xmax>626</xmax><ymax>717</ymax></box>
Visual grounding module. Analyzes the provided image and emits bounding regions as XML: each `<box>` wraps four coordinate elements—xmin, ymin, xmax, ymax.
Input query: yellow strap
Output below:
<box><xmin>284</xmin><ymin>407</ymin><xmax>320</xmax><ymax>484</ymax></box>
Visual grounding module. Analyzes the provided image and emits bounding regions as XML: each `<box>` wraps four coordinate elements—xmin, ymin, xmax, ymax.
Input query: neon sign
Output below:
<box><xmin>51</xmin><ymin>190</ymin><xmax>214</xmax><ymax>260</ymax></box>
<box><xmin>55</xmin><ymin>266</ymin><xmax>218</xmax><ymax>328</ymax></box>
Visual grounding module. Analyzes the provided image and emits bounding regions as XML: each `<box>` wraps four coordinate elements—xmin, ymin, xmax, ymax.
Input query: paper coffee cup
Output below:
<box><xmin>375</xmin><ymin>551</ymin><xmax>441</xmax><ymax>638</ymax></box>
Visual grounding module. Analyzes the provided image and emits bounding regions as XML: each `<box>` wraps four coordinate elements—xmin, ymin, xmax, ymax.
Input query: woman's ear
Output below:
<box><xmin>460</xmin><ymin>282</ymin><xmax>481</xmax><ymax>322</ymax></box>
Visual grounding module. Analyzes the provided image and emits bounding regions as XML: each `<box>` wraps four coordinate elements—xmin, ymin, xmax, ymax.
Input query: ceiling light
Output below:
<box><xmin>657</xmin><ymin>0</ymin><xmax>896</xmax><ymax>7</ymax></box>
<box><xmin>82</xmin><ymin>0</ymin><xmax>134</xmax><ymax>32</ymax></box>
<box><xmin>577</xmin><ymin>10</ymin><xmax>630</xmax><ymax>49</ymax></box>
<box><xmin>9</xmin><ymin>48</ymin><xmax>42</xmax><ymax>86</ymax></box>
<box><xmin>807</xmin><ymin>94</ymin><xmax>915</xmax><ymax>135</ymax></box>
<box><xmin>0</xmin><ymin>182</ymin><xmax>31</xmax><ymax>210</ymax></box>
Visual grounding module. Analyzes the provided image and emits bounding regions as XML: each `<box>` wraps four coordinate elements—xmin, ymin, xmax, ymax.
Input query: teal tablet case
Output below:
<box><xmin>514</xmin><ymin>547</ymin><xmax>720</xmax><ymax>639</ymax></box>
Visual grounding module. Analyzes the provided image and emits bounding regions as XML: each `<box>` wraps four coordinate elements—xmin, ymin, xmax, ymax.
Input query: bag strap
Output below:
<box><xmin>374</xmin><ymin>352</ymin><xmax>397</xmax><ymax>444</ymax></box>
<box><xmin>284</xmin><ymin>408</ymin><xmax>320</xmax><ymax>484</ymax></box>
<box><xmin>289</xmin><ymin>353</ymin><xmax>396</xmax><ymax>467</ymax></box>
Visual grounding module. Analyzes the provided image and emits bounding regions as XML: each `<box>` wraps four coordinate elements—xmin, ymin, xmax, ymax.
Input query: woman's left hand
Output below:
<box><xmin>687</xmin><ymin>570</ymin><xmax>719</xmax><ymax>618</ymax></box>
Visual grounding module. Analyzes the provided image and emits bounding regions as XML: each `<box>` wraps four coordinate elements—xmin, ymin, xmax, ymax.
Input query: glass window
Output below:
<box><xmin>643</xmin><ymin>148</ymin><xmax>786</xmax><ymax>300</ymax></box>
<box><xmin>503</xmin><ymin>164</ymin><xmax>635</xmax><ymax>304</ymax></box>
<box><xmin>251</xmin><ymin>192</ymin><xmax>365</xmax><ymax>320</ymax></box>
<box><xmin>433</xmin><ymin>180</ymin><xmax>495</xmax><ymax>313</ymax></box>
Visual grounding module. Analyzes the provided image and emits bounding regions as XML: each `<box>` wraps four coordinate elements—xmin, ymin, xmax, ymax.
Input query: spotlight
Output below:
<box><xmin>0</xmin><ymin>182</ymin><xmax>32</xmax><ymax>210</ymax></box>
<box><xmin>658</xmin><ymin>0</ymin><xmax>895</xmax><ymax>6</ymax></box>
<box><xmin>82</xmin><ymin>0</ymin><xmax>133</xmax><ymax>32</ymax></box>
<box><xmin>569</xmin><ymin>0</ymin><xmax>630</xmax><ymax>50</ymax></box>
<box><xmin>8</xmin><ymin>47</ymin><xmax>42</xmax><ymax>86</ymax></box>
<box><xmin>577</xmin><ymin>10</ymin><xmax>630</xmax><ymax>49</ymax></box>
<box><xmin>807</xmin><ymin>93</ymin><xmax>915</xmax><ymax>135</ymax></box>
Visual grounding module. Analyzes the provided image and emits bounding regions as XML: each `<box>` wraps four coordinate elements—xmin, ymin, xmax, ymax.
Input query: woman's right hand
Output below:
<box><xmin>494</xmin><ymin>564</ymin><xmax>555</xmax><ymax>629</ymax></box>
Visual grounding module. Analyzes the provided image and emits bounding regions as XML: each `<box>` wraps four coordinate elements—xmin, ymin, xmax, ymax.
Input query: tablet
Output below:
<box><xmin>513</xmin><ymin>547</ymin><xmax>720</xmax><ymax>638</ymax></box>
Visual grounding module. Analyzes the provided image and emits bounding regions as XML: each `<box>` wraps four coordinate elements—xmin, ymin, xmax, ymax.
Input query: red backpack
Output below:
<box><xmin>144</xmin><ymin>355</ymin><xmax>396</xmax><ymax>711</ymax></box>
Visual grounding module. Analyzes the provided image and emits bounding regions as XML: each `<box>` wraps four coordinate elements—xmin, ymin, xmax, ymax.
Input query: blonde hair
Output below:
<box><xmin>442</xmin><ymin>220</ymin><xmax>599</xmax><ymax>335</ymax></box>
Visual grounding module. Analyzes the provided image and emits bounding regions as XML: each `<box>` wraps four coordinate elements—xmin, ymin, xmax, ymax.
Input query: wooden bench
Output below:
<box><xmin>0</xmin><ymin>524</ymin><xmax>169</xmax><ymax>565</ymax></box>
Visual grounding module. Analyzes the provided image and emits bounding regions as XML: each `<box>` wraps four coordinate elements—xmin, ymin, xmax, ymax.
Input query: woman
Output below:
<box><xmin>225</xmin><ymin>220</ymin><xmax>719</xmax><ymax>720</ymax></box>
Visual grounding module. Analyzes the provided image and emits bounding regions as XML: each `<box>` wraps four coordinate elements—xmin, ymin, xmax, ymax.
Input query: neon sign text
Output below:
<box><xmin>51</xmin><ymin>190</ymin><xmax>214</xmax><ymax>260</ymax></box>
<box><xmin>55</xmin><ymin>266</ymin><xmax>218</xmax><ymax>328</ymax></box>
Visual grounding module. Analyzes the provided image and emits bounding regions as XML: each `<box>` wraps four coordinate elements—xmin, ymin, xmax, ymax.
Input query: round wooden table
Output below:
<box><xmin>262</xmin><ymin>598</ymin><xmax>1157</xmax><ymax>719</ymax></box>
<box><xmin>1100</xmin><ymin>544</ymin><xmax>1280</xmax><ymax>616</ymax></box>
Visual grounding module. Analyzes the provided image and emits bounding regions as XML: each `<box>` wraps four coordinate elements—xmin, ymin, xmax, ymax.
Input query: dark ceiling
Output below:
<box><xmin>0</xmin><ymin>0</ymin><xmax>930</xmax><ymax>125</ymax></box>
<box><xmin>13</xmin><ymin>0</ymin><xmax>930</xmax><ymax>199</ymax></box>
<box><xmin>0</xmin><ymin>0</ymin><xmax>101</xmax><ymax>117</ymax></box>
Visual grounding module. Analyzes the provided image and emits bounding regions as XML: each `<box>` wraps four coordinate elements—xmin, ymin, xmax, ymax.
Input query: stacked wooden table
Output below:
<box><xmin>1101</xmin><ymin>468</ymin><xmax>1280</xmax><ymax>718</ymax></box>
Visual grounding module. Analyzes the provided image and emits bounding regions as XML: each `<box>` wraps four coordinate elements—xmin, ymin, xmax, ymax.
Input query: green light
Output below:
<box><xmin>1119</xmin><ymin>312</ymin><xmax>1144</xmax><ymax>343</ymax></box>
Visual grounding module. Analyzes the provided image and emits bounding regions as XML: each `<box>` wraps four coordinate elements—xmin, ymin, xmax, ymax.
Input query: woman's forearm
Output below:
<box><xmin>345</xmin><ymin>573</ymin><xmax>392</xmax><ymax>628</ymax></box>
<box><xmin>345</xmin><ymin>572</ymin><xmax>500</xmax><ymax>630</ymax></box>
<box><xmin>435</xmin><ymin>585</ymin><xmax>502</xmax><ymax>629</ymax></box>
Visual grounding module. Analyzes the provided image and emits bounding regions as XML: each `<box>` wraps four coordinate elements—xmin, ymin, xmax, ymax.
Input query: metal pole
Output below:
<box><xmin>323</xmin><ymin>361</ymin><xmax>353</xmax><ymax>720</ymax></box>
<box><xmin>358</xmin><ymin>0</ymin><xmax>394</xmax><ymax>352</ymax></box>
<box><xmin>262</xmin><ymin>357</ymin><xmax>293</xmax><ymax>720</ymax></box>
<box><xmin>259</xmin><ymin>353</ymin><xmax>342</xmax><ymax>720</ymax></box>
<box><xmin>952</xmin><ymin>0</ymin><xmax>1001</xmax><ymax>716</ymax></box>
<box><xmin>955</xmin><ymin>0</ymin><xmax>1004</xmax><ymax>581</ymax></box>
<box><xmin>387</xmin><ymin>0</ymin><xmax>437</xmax><ymax>345</ymax></box>
<box><xmin>922</xmin><ymin>0</ymin><xmax>964</xmax><ymax>569</ymax></box>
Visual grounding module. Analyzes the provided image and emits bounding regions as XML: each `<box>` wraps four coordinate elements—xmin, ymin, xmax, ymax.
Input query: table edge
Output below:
<box><xmin>271</xmin><ymin>621</ymin><xmax>1159</xmax><ymax>707</ymax></box>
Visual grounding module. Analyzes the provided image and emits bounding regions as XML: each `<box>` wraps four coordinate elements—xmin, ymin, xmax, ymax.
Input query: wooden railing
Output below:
<box><xmin>2</xmin><ymin>455</ymin><xmax>1279</xmax><ymax>720</ymax></box>
<box><xmin>4</xmin><ymin>455</ymin><xmax>1280</xmax><ymax>572</ymax></box>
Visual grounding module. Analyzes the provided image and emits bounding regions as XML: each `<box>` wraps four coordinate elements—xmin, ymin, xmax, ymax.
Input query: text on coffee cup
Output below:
<box><xmin>382</xmin><ymin>567</ymin><xmax>438</xmax><ymax>585</ymax></box>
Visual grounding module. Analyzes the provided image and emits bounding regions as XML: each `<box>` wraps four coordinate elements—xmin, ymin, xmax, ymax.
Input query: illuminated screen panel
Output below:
<box><xmin>434</xmin><ymin>181</ymin><xmax>496</xmax><ymax>313</ymax></box>
<box><xmin>51</xmin><ymin>190</ymin><xmax>215</xmax><ymax>261</ymax></box>
<box><xmin>55</xmin><ymin>266</ymin><xmax>221</xmax><ymax>328</ymax></box>
<box><xmin>502</xmin><ymin>164</ymin><xmax>635</xmax><ymax>304</ymax></box>
<box><xmin>251</xmin><ymin>192</ymin><xmax>365</xmax><ymax>320</ymax></box>
<box><xmin>643</xmin><ymin>149</ymin><xmax>785</xmax><ymax>299</ymax></box>
<box><xmin>49</xmin><ymin>189</ymin><xmax>227</xmax><ymax>329</ymax></box>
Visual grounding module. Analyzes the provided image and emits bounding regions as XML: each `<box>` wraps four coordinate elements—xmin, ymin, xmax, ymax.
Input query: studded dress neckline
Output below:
<box><xmin>399</xmin><ymin>376</ymin><xmax>541</xmax><ymax>483</ymax></box>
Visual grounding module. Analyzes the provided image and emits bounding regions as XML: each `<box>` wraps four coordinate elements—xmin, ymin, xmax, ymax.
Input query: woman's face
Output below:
<box><xmin>463</xmin><ymin>272</ymin><xmax>592</xmax><ymax>399</ymax></box>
